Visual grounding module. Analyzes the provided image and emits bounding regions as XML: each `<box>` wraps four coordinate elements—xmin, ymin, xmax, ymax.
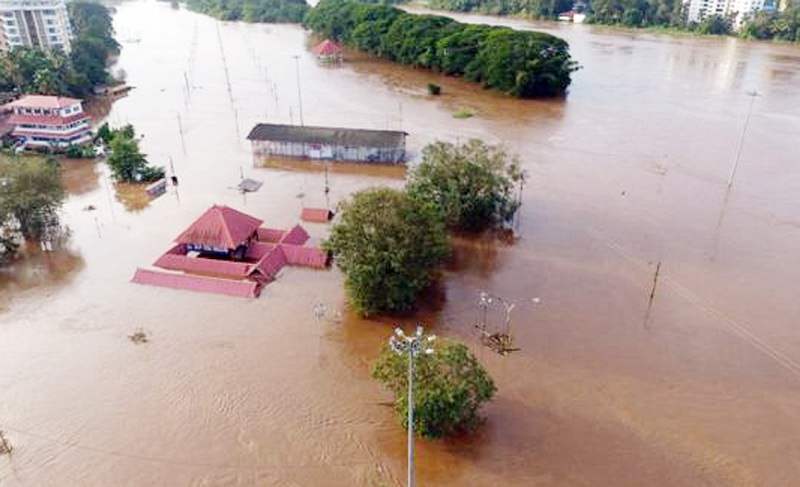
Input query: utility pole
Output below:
<box><xmin>727</xmin><ymin>90</ymin><xmax>758</xmax><ymax>188</ymax></box>
<box><xmin>389</xmin><ymin>326</ymin><xmax>435</xmax><ymax>487</ymax></box>
<box><xmin>293</xmin><ymin>55</ymin><xmax>304</xmax><ymax>126</ymax></box>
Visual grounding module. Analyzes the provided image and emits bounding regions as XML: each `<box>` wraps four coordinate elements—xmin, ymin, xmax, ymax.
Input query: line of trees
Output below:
<box><xmin>305</xmin><ymin>0</ymin><xmax>579</xmax><ymax>98</ymax></box>
<box><xmin>0</xmin><ymin>2</ymin><xmax>119</xmax><ymax>98</ymax></box>
<box><xmin>429</xmin><ymin>0</ymin><xmax>574</xmax><ymax>17</ymax></box>
<box><xmin>428</xmin><ymin>0</ymin><xmax>800</xmax><ymax>41</ymax></box>
<box><xmin>185</xmin><ymin>0</ymin><xmax>309</xmax><ymax>22</ymax></box>
<box><xmin>741</xmin><ymin>2</ymin><xmax>800</xmax><ymax>41</ymax></box>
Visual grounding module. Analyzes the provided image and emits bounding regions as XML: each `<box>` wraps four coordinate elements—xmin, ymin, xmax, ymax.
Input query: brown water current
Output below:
<box><xmin>2</xmin><ymin>1</ymin><xmax>800</xmax><ymax>485</ymax></box>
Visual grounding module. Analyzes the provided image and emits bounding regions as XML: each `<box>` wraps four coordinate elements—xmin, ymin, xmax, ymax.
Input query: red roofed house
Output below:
<box><xmin>314</xmin><ymin>39</ymin><xmax>342</xmax><ymax>63</ymax></box>
<box><xmin>133</xmin><ymin>205</ymin><xmax>330</xmax><ymax>298</ymax></box>
<box><xmin>174</xmin><ymin>205</ymin><xmax>263</xmax><ymax>260</ymax></box>
<box><xmin>3</xmin><ymin>94</ymin><xmax>92</xmax><ymax>149</ymax></box>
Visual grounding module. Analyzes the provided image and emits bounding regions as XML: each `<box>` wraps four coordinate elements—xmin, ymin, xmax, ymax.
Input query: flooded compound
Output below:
<box><xmin>2</xmin><ymin>0</ymin><xmax>800</xmax><ymax>485</ymax></box>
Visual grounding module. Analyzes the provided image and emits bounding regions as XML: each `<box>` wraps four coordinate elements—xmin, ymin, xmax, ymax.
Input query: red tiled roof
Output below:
<box><xmin>132</xmin><ymin>268</ymin><xmax>260</xmax><ymax>298</ymax></box>
<box><xmin>257</xmin><ymin>227</ymin><xmax>285</xmax><ymax>243</ymax></box>
<box><xmin>154</xmin><ymin>253</ymin><xmax>251</xmax><ymax>278</ymax></box>
<box><xmin>175</xmin><ymin>205</ymin><xmax>263</xmax><ymax>250</ymax></box>
<box><xmin>300</xmin><ymin>207</ymin><xmax>333</xmax><ymax>223</ymax></box>
<box><xmin>6</xmin><ymin>95</ymin><xmax>82</xmax><ymax>109</ymax></box>
<box><xmin>280</xmin><ymin>224</ymin><xmax>310</xmax><ymax>246</ymax></box>
<box><xmin>251</xmin><ymin>246</ymin><xmax>287</xmax><ymax>278</ymax></box>
<box><xmin>245</xmin><ymin>241</ymin><xmax>276</xmax><ymax>260</ymax></box>
<box><xmin>7</xmin><ymin>113</ymin><xmax>90</xmax><ymax>126</ymax></box>
<box><xmin>314</xmin><ymin>39</ymin><xmax>342</xmax><ymax>56</ymax></box>
<box><xmin>280</xmin><ymin>244</ymin><xmax>329</xmax><ymax>269</ymax></box>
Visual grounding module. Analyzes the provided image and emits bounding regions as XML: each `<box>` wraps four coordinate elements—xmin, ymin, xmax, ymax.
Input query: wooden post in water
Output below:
<box><xmin>644</xmin><ymin>261</ymin><xmax>662</xmax><ymax>327</ymax></box>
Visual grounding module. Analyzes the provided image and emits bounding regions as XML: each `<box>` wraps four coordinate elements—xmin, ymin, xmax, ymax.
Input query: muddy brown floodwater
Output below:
<box><xmin>2</xmin><ymin>1</ymin><xmax>800</xmax><ymax>485</ymax></box>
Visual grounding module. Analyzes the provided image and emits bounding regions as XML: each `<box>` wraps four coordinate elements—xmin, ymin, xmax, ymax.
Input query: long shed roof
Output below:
<box><xmin>246</xmin><ymin>124</ymin><xmax>406</xmax><ymax>149</ymax></box>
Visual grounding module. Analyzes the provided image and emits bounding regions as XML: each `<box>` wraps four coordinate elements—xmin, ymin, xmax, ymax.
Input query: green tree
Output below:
<box><xmin>373</xmin><ymin>338</ymin><xmax>497</xmax><ymax>439</ymax></box>
<box><xmin>407</xmin><ymin>140</ymin><xmax>524</xmax><ymax>232</ymax></box>
<box><xmin>186</xmin><ymin>0</ymin><xmax>309</xmax><ymax>23</ymax></box>
<box><xmin>0</xmin><ymin>156</ymin><xmax>65</xmax><ymax>242</ymax></box>
<box><xmin>323</xmin><ymin>188</ymin><xmax>449</xmax><ymax>317</ymax></box>
<box><xmin>106</xmin><ymin>129</ymin><xmax>164</xmax><ymax>182</ymax></box>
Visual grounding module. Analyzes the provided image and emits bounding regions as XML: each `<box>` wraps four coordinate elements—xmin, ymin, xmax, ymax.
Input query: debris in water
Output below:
<box><xmin>128</xmin><ymin>328</ymin><xmax>150</xmax><ymax>344</ymax></box>
<box><xmin>237</xmin><ymin>178</ymin><xmax>263</xmax><ymax>193</ymax></box>
<box><xmin>0</xmin><ymin>430</ymin><xmax>12</xmax><ymax>455</ymax></box>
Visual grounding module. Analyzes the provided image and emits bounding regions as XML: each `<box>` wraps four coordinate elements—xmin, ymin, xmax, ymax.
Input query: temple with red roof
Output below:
<box><xmin>314</xmin><ymin>39</ymin><xmax>342</xmax><ymax>63</ymax></box>
<box><xmin>2</xmin><ymin>95</ymin><xmax>92</xmax><ymax>149</ymax></box>
<box><xmin>132</xmin><ymin>205</ymin><xmax>330</xmax><ymax>298</ymax></box>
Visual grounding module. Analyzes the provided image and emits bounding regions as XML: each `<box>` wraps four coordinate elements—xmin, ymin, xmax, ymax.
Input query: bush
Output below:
<box><xmin>407</xmin><ymin>139</ymin><xmax>524</xmax><ymax>232</ymax></box>
<box><xmin>323</xmin><ymin>188</ymin><xmax>449</xmax><ymax>316</ymax></box>
<box><xmin>373</xmin><ymin>337</ymin><xmax>497</xmax><ymax>439</ymax></box>
<box><xmin>427</xmin><ymin>82</ymin><xmax>442</xmax><ymax>95</ymax></box>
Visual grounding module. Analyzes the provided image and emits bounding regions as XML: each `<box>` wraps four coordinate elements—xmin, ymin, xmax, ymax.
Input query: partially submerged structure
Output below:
<box><xmin>314</xmin><ymin>39</ymin><xmax>343</xmax><ymax>63</ymax></box>
<box><xmin>247</xmin><ymin>123</ymin><xmax>407</xmax><ymax>165</ymax></box>
<box><xmin>132</xmin><ymin>205</ymin><xmax>329</xmax><ymax>298</ymax></box>
<box><xmin>2</xmin><ymin>95</ymin><xmax>92</xmax><ymax>149</ymax></box>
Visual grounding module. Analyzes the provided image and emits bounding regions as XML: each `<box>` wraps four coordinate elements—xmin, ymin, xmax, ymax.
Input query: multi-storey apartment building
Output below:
<box><xmin>686</xmin><ymin>0</ymin><xmax>767</xmax><ymax>27</ymax></box>
<box><xmin>3</xmin><ymin>95</ymin><xmax>92</xmax><ymax>149</ymax></box>
<box><xmin>0</xmin><ymin>0</ymin><xmax>73</xmax><ymax>53</ymax></box>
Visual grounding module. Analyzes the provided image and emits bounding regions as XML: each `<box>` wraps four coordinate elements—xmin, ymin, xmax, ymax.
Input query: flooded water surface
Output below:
<box><xmin>1</xmin><ymin>1</ymin><xmax>800</xmax><ymax>485</ymax></box>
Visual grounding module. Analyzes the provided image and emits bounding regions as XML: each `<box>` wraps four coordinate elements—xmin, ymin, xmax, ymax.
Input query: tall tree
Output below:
<box><xmin>408</xmin><ymin>140</ymin><xmax>524</xmax><ymax>232</ymax></box>
<box><xmin>0</xmin><ymin>156</ymin><xmax>65</xmax><ymax>242</ymax></box>
<box><xmin>324</xmin><ymin>188</ymin><xmax>449</xmax><ymax>316</ymax></box>
<box><xmin>373</xmin><ymin>338</ymin><xmax>497</xmax><ymax>439</ymax></box>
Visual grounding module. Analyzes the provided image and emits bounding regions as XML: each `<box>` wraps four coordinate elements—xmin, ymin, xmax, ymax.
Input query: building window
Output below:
<box><xmin>47</xmin><ymin>27</ymin><xmax>55</xmax><ymax>33</ymax></box>
<box><xmin>49</xmin><ymin>36</ymin><xmax>58</xmax><ymax>42</ymax></box>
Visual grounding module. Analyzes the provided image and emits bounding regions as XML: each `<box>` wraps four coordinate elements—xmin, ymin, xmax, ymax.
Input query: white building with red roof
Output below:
<box><xmin>3</xmin><ymin>94</ymin><xmax>92</xmax><ymax>149</ymax></box>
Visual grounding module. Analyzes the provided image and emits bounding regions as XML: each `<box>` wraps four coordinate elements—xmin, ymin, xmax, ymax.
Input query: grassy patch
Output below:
<box><xmin>452</xmin><ymin>107</ymin><xmax>475</xmax><ymax>119</ymax></box>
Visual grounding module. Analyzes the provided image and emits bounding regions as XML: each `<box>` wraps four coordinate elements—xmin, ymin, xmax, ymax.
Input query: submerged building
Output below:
<box><xmin>247</xmin><ymin>123</ymin><xmax>407</xmax><ymax>165</ymax></box>
<box><xmin>0</xmin><ymin>0</ymin><xmax>73</xmax><ymax>53</ymax></box>
<box><xmin>132</xmin><ymin>205</ymin><xmax>330</xmax><ymax>298</ymax></box>
<box><xmin>3</xmin><ymin>94</ymin><xmax>92</xmax><ymax>148</ymax></box>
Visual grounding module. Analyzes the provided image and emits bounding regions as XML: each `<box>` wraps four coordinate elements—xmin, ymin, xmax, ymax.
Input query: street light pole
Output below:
<box><xmin>727</xmin><ymin>90</ymin><xmax>758</xmax><ymax>188</ymax></box>
<box><xmin>406</xmin><ymin>342</ymin><xmax>414</xmax><ymax>487</ymax></box>
<box><xmin>389</xmin><ymin>325</ymin><xmax>435</xmax><ymax>487</ymax></box>
<box><xmin>293</xmin><ymin>55</ymin><xmax>304</xmax><ymax>126</ymax></box>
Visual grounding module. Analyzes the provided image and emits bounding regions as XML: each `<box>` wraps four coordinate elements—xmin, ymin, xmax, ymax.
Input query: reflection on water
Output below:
<box><xmin>1</xmin><ymin>1</ymin><xmax>800</xmax><ymax>485</ymax></box>
<box><xmin>113</xmin><ymin>181</ymin><xmax>153</xmax><ymax>212</ymax></box>
<box><xmin>0</xmin><ymin>246</ymin><xmax>83</xmax><ymax>310</ymax></box>
<box><xmin>60</xmin><ymin>158</ymin><xmax>100</xmax><ymax>196</ymax></box>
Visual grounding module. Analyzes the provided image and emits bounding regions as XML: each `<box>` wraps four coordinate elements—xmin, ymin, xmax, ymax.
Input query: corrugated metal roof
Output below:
<box><xmin>300</xmin><ymin>208</ymin><xmax>333</xmax><ymax>223</ymax></box>
<box><xmin>132</xmin><ymin>268</ymin><xmax>259</xmax><ymax>298</ymax></box>
<box><xmin>175</xmin><ymin>205</ymin><xmax>263</xmax><ymax>250</ymax></box>
<box><xmin>246</xmin><ymin>124</ymin><xmax>406</xmax><ymax>149</ymax></box>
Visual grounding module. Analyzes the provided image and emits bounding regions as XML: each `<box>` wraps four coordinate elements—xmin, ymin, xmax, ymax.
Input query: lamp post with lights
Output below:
<box><xmin>389</xmin><ymin>325</ymin><xmax>436</xmax><ymax>487</ymax></box>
